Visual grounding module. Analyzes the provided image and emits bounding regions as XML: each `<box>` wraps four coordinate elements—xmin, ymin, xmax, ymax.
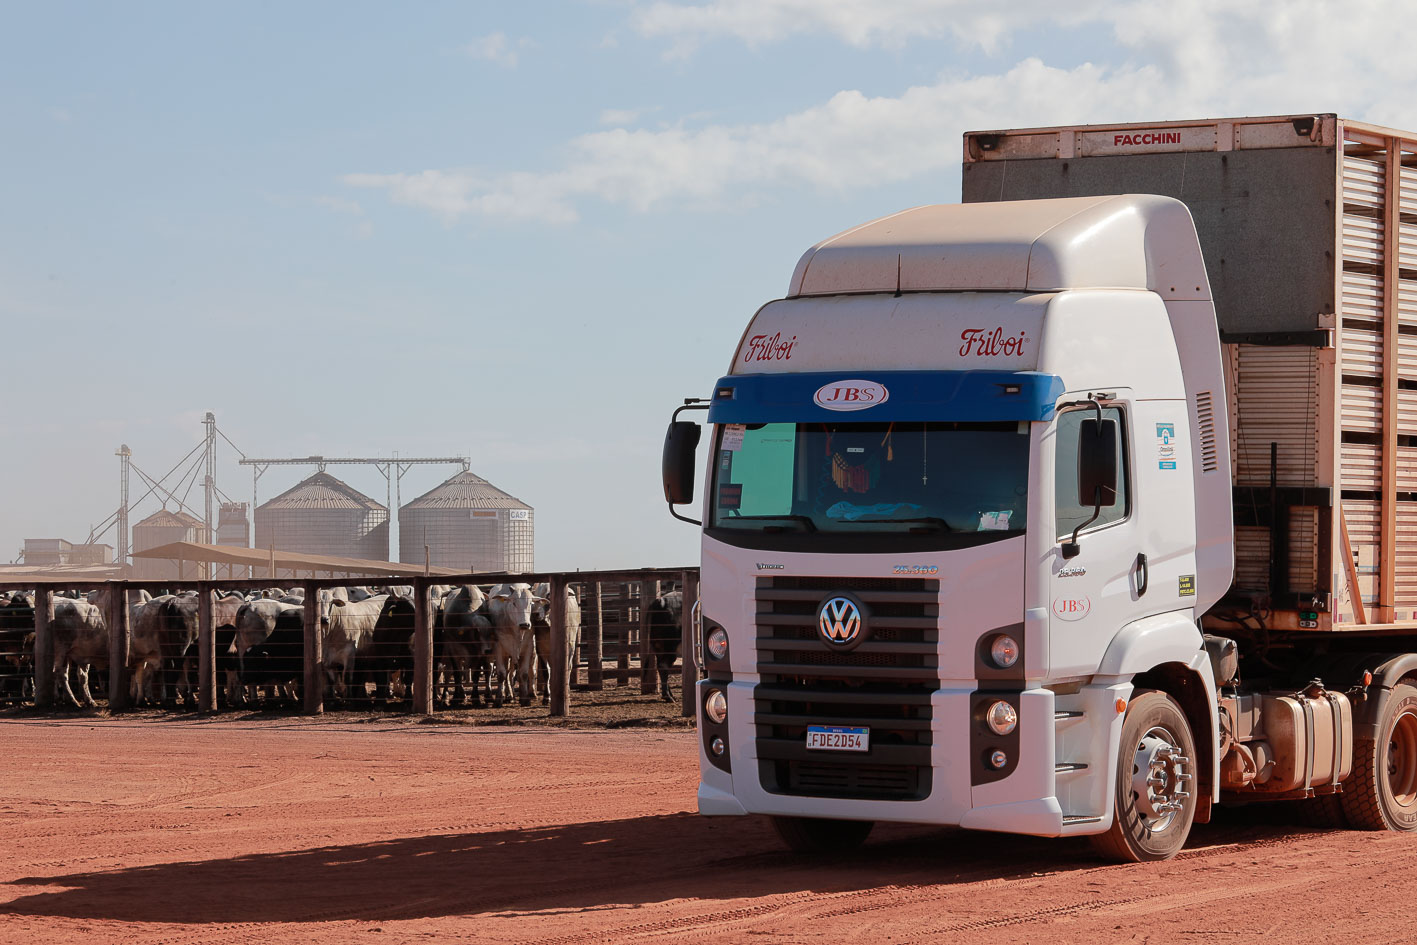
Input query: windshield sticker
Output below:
<box><xmin>722</xmin><ymin>424</ymin><xmax>746</xmax><ymax>451</ymax></box>
<box><xmin>717</xmin><ymin>483</ymin><xmax>743</xmax><ymax>510</ymax></box>
<box><xmin>1156</xmin><ymin>422</ymin><xmax>1177</xmax><ymax>470</ymax></box>
<box><xmin>978</xmin><ymin>510</ymin><xmax>1013</xmax><ymax>531</ymax></box>
<box><xmin>814</xmin><ymin>380</ymin><xmax>889</xmax><ymax>411</ymax></box>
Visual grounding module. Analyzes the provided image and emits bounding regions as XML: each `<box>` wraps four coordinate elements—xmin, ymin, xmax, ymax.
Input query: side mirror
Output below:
<box><xmin>662</xmin><ymin>421</ymin><xmax>702</xmax><ymax>506</ymax></box>
<box><xmin>1076</xmin><ymin>418</ymin><xmax>1118</xmax><ymax>508</ymax></box>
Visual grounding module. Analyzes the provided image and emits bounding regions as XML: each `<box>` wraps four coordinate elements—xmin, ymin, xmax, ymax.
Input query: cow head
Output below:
<box><xmin>490</xmin><ymin>584</ymin><xmax>545</xmax><ymax>631</ymax></box>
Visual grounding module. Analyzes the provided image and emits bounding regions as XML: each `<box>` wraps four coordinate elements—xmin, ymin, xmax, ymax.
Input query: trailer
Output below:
<box><xmin>664</xmin><ymin>113</ymin><xmax>1417</xmax><ymax>861</ymax></box>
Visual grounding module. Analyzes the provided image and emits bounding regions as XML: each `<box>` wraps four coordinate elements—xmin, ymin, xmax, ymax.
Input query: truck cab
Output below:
<box><xmin>669</xmin><ymin>195</ymin><xmax>1235</xmax><ymax>859</ymax></box>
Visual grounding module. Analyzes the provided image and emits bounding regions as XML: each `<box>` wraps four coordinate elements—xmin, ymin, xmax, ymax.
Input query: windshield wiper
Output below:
<box><xmin>879</xmin><ymin>516</ymin><xmax>954</xmax><ymax>532</ymax></box>
<box><xmin>724</xmin><ymin>514</ymin><xmax>818</xmax><ymax>533</ymax></box>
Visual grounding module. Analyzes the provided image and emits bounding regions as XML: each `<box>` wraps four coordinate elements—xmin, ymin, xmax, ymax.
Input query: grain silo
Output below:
<box><xmin>132</xmin><ymin>509</ymin><xmax>206</xmax><ymax>580</ymax></box>
<box><xmin>254</xmin><ymin>472</ymin><xmax>389</xmax><ymax>562</ymax></box>
<box><xmin>399</xmin><ymin>471</ymin><xmax>533</xmax><ymax>573</ymax></box>
<box><xmin>216</xmin><ymin>502</ymin><xmax>250</xmax><ymax>548</ymax></box>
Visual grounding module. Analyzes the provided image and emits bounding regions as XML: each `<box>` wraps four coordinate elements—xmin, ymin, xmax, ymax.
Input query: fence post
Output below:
<box><xmin>616</xmin><ymin>582</ymin><xmax>631</xmax><ymax>687</ymax></box>
<box><xmin>413</xmin><ymin>578</ymin><xmax>433</xmax><ymax>715</ymax></box>
<box><xmin>549</xmin><ymin>575</ymin><xmax>568</xmax><ymax>717</ymax></box>
<box><xmin>303</xmin><ymin>581</ymin><xmax>323</xmax><ymax>715</ymax></box>
<box><xmin>33</xmin><ymin>588</ymin><xmax>53</xmax><ymax>708</ymax></box>
<box><xmin>681</xmin><ymin>570</ymin><xmax>699</xmax><ymax>717</ymax></box>
<box><xmin>198</xmin><ymin>582</ymin><xmax>216</xmax><ymax>713</ymax></box>
<box><xmin>107</xmin><ymin>582</ymin><xmax>130</xmax><ymax>711</ymax></box>
<box><xmin>587</xmin><ymin>582</ymin><xmax>603</xmax><ymax>690</ymax></box>
<box><xmin>640</xmin><ymin>579</ymin><xmax>660</xmax><ymax>695</ymax></box>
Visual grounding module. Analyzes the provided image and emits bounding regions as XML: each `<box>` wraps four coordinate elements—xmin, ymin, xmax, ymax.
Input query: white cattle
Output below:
<box><xmin>52</xmin><ymin>594</ymin><xmax>108</xmax><ymax>707</ymax></box>
<box><xmin>486</xmin><ymin>584</ymin><xmax>545</xmax><ymax>707</ymax></box>
<box><xmin>322</xmin><ymin>594</ymin><xmax>390</xmax><ymax>701</ymax></box>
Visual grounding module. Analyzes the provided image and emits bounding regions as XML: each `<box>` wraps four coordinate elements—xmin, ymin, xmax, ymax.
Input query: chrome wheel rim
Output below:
<box><xmin>1130</xmin><ymin>725</ymin><xmax>1192</xmax><ymax>833</ymax></box>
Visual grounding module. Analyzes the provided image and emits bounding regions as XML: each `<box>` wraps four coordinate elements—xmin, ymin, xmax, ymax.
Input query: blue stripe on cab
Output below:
<box><xmin>706</xmin><ymin>371</ymin><xmax>1065</xmax><ymax>424</ymax></box>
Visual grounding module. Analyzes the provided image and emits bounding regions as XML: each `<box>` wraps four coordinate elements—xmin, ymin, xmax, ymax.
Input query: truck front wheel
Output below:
<box><xmin>771</xmin><ymin>816</ymin><xmax>874</xmax><ymax>853</ymax></box>
<box><xmin>1341</xmin><ymin>683</ymin><xmax>1417</xmax><ymax>831</ymax></box>
<box><xmin>1091</xmin><ymin>690</ymin><xmax>1198</xmax><ymax>862</ymax></box>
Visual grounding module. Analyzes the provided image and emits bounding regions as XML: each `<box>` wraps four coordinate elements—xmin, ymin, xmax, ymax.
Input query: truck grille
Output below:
<box><xmin>754</xmin><ymin>576</ymin><xmax>938</xmax><ymax>802</ymax></box>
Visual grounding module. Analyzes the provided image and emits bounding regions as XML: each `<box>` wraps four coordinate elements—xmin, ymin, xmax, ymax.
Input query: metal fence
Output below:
<box><xmin>0</xmin><ymin>568</ymin><xmax>699</xmax><ymax>718</ymax></box>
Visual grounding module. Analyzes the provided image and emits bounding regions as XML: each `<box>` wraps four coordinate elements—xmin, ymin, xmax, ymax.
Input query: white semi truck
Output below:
<box><xmin>662</xmin><ymin>114</ymin><xmax>1417</xmax><ymax>861</ymax></box>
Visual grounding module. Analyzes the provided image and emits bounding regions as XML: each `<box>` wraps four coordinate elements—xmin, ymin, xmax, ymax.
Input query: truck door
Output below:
<box><xmin>1048</xmin><ymin>394</ymin><xmax>1146</xmax><ymax>676</ymax></box>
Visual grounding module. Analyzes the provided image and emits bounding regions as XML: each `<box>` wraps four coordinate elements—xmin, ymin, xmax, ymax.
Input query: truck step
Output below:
<box><xmin>1062</xmin><ymin>815</ymin><xmax>1103</xmax><ymax>825</ymax></box>
<box><xmin>1054</xmin><ymin>710</ymin><xmax>1085</xmax><ymax>721</ymax></box>
<box><xmin>1055</xmin><ymin>762</ymin><xmax>1088</xmax><ymax>773</ymax></box>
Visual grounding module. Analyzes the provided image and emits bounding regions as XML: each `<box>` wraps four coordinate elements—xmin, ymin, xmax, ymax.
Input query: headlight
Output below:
<box><xmin>707</xmin><ymin>627</ymin><xmax>729</xmax><ymax>661</ymax></box>
<box><xmin>989</xmin><ymin>634</ymin><xmax>1020</xmax><ymax>669</ymax></box>
<box><xmin>986</xmin><ymin>700</ymin><xmax>1018</xmax><ymax>736</ymax></box>
<box><xmin>988</xmin><ymin>749</ymin><xmax>1009</xmax><ymax>769</ymax></box>
<box><xmin>705</xmin><ymin>688</ymin><xmax>728</xmax><ymax>724</ymax></box>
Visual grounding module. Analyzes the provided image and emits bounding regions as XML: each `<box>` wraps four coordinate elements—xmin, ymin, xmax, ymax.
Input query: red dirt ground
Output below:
<box><xmin>1</xmin><ymin>717</ymin><xmax>1414</xmax><ymax>944</ymax></box>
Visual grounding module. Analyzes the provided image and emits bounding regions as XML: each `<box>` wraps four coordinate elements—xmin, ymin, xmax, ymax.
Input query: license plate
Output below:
<box><xmin>806</xmin><ymin>725</ymin><xmax>869</xmax><ymax>752</ymax></box>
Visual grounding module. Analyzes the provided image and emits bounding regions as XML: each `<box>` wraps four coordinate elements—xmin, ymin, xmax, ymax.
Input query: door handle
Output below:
<box><xmin>1135</xmin><ymin>553</ymin><xmax>1149</xmax><ymax>597</ymax></box>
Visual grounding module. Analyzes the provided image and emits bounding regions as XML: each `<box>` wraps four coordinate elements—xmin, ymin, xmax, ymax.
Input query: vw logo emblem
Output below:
<box><xmin>818</xmin><ymin>596</ymin><xmax>864</xmax><ymax>647</ymax></box>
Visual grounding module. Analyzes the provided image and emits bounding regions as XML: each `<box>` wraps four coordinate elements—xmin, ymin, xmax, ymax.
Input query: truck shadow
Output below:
<box><xmin>2</xmin><ymin>811</ymin><xmax>1320</xmax><ymax>924</ymax></box>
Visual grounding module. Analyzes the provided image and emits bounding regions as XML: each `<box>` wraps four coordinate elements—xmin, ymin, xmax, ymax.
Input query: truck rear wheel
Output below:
<box><xmin>1091</xmin><ymin>690</ymin><xmax>1198</xmax><ymax>862</ymax></box>
<box><xmin>771</xmin><ymin>816</ymin><xmax>874</xmax><ymax>853</ymax></box>
<box><xmin>1340</xmin><ymin>683</ymin><xmax>1417</xmax><ymax>831</ymax></box>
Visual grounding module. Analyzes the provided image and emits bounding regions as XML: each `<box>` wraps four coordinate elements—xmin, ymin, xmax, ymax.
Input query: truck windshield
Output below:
<box><xmin>709</xmin><ymin>421</ymin><xmax>1029</xmax><ymax>550</ymax></box>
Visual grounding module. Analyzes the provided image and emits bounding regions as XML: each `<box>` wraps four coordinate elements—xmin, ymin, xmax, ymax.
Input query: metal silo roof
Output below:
<box><xmin>401</xmin><ymin>471</ymin><xmax>532</xmax><ymax>511</ymax></box>
<box><xmin>258</xmin><ymin>471</ymin><xmax>387</xmax><ymax>511</ymax></box>
<box><xmin>134</xmin><ymin>509</ymin><xmax>204</xmax><ymax>528</ymax></box>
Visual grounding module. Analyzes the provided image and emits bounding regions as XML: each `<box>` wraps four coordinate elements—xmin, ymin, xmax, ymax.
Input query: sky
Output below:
<box><xmin>2</xmin><ymin>0</ymin><xmax>1415</xmax><ymax>571</ymax></box>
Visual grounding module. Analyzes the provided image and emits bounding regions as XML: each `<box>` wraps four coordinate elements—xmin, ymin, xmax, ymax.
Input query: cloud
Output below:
<box><xmin>350</xmin><ymin>2</ymin><xmax>1417</xmax><ymax>225</ymax></box>
<box><xmin>599</xmin><ymin>106</ymin><xmax>659</xmax><ymax>126</ymax></box>
<box><xmin>314</xmin><ymin>195</ymin><xmax>364</xmax><ymax>215</ymax></box>
<box><xmin>465</xmin><ymin>31</ymin><xmax>527</xmax><ymax>67</ymax></box>
<box><xmin>630</xmin><ymin>0</ymin><xmax>1104</xmax><ymax>56</ymax></box>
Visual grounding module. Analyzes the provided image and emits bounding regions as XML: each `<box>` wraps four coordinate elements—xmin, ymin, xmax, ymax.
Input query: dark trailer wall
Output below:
<box><xmin>961</xmin><ymin>114</ymin><xmax>1417</xmax><ymax>629</ymax></box>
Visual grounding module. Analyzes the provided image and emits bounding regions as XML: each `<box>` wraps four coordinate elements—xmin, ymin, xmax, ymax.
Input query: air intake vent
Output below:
<box><xmin>1196</xmin><ymin>391</ymin><xmax>1219</xmax><ymax>473</ymax></box>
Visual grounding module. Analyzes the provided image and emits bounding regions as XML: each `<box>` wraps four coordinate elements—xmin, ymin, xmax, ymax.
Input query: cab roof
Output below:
<box><xmin>787</xmin><ymin>194</ymin><xmax>1210</xmax><ymax>302</ymax></box>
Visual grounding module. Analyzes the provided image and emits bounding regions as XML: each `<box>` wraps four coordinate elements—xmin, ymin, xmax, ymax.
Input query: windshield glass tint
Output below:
<box><xmin>711</xmin><ymin>421</ymin><xmax>1029</xmax><ymax>535</ymax></box>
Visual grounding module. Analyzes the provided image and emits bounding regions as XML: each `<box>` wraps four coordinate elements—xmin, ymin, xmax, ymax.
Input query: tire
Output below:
<box><xmin>771</xmin><ymin>816</ymin><xmax>874</xmax><ymax>853</ymax></box>
<box><xmin>1091</xmin><ymin>689</ymin><xmax>1198</xmax><ymax>862</ymax></box>
<box><xmin>1340</xmin><ymin>683</ymin><xmax>1417</xmax><ymax>831</ymax></box>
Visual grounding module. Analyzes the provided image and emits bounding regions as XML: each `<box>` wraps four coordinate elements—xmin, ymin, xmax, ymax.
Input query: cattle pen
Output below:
<box><xmin>0</xmin><ymin>567</ymin><xmax>700</xmax><ymax>719</ymax></box>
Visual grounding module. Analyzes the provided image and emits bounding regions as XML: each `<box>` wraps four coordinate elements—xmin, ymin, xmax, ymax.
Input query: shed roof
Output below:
<box><xmin>402</xmin><ymin>471</ymin><xmax>531</xmax><ymax>511</ymax></box>
<box><xmin>131</xmin><ymin>541</ymin><xmax>461</xmax><ymax>577</ymax></box>
<box><xmin>258</xmin><ymin>471</ymin><xmax>387</xmax><ymax>512</ymax></box>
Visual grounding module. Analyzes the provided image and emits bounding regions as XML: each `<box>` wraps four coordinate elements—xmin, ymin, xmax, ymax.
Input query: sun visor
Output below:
<box><xmin>706</xmin><ymin>371</ymin><xmax>1065</xmax><ymax>424</ymax></box>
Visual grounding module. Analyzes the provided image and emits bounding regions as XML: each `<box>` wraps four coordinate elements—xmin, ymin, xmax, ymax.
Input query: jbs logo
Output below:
<box><xmin>1051</xmin><ymin>596</ymin><xmax>1092</xmax><ymax>622</ymax></box>
<box><xmin>814</xmin><ymin>379</ymin><xmax>890</xmax><ymax>412</ymax></box>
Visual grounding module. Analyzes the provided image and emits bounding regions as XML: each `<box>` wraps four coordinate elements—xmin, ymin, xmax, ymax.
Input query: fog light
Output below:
<box><xmin>707</xmin><ymin>627</ymin><xmax>729</xmax><ymax>661</ymax></box>
<box><xmin>705</xmin><ymin>688</ymin><xmax>727</xmax><ymax>724</ymax></box>
<box><xmin>711</xmin><ymin>736</ymin><xmax>726</xmax><ymax>756</ymax></box>
<box><xmin>986</xmin><ymin>700</ymin><xmax>1018</xmax><ymax>736</ymax></box>
<box><xmin>989</xmin><ymin>749</ymin><xmax>1008</xmax><ymax>769</ymax></box>
<box><xmin>989</xmin><ymin>634</ymin><xmax>1020</xmax><ymax>669</ymax></box>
